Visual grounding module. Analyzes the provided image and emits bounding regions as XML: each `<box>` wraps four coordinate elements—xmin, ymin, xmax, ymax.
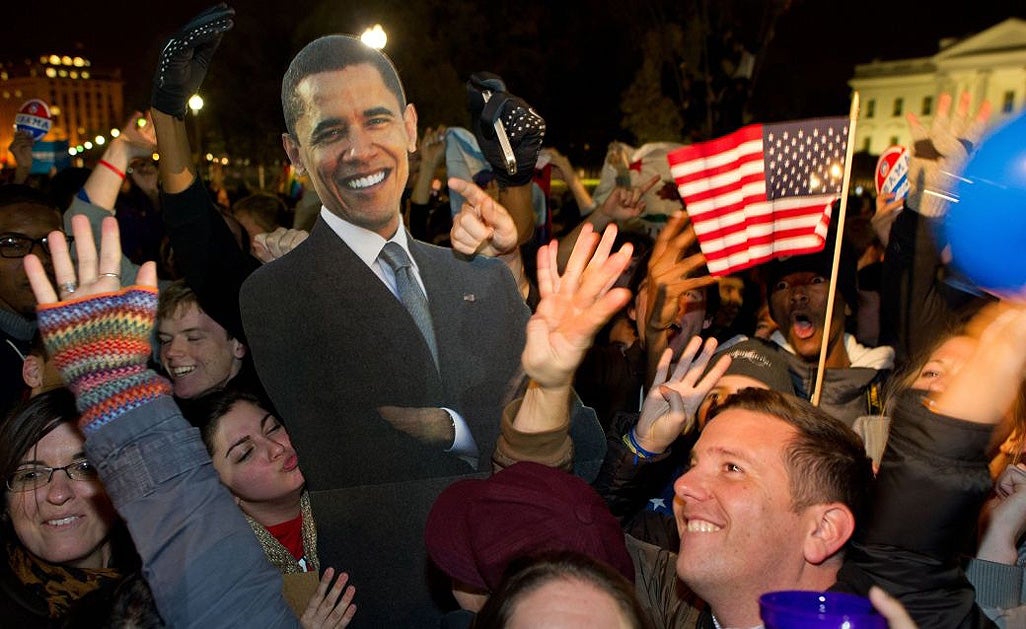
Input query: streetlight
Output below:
<box><xmin>188</xmin><ymin>94</ymin><xmax>204</xmax><ymax>165</ymax></box>
<box><xmin>361</xmin><ymin>24</ymin><xmax>387</xmax><ymax>50</ymax></box>
<box><xmin>188</xmin><ymin>94</ymin><xmax>204</xmax><ymax>115</ymax></box>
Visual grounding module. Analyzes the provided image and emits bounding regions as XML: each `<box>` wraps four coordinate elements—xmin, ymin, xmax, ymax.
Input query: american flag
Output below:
<box><xmin>667</xmin><ymin>117</ymin><xmax>849</xmax><ymax>276</ymax></box>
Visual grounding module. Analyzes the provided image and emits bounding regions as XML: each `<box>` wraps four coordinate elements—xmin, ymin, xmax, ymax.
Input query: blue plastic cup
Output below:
<box><xmin>759</xmin><ymin>590</ymin><xmax>887</xmax><ymax>628</ymax></box>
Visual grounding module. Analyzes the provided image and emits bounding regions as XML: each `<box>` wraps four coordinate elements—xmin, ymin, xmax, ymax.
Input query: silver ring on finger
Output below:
<box><xmin>60</xmin><ymin>281</ymin><xmax>77</xmax><ymax>294</ymax></box>
<box><xmin>99</xmin><ymin>272</ymin><xmax>121</xmax><ymax>280</ymax></box>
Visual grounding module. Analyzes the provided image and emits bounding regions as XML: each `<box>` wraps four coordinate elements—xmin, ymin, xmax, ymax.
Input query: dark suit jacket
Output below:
<box><xmin>240</xmin><ymin>219</ymin><xmax>604</xmax><ymax>626</ymax></box>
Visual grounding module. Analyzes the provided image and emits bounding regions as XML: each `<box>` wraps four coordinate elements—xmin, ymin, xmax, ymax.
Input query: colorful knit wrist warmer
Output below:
<box><xmin>37</xmin><ymin>287</ymin><xmax>171</xmax><ymax>433</ymax></box>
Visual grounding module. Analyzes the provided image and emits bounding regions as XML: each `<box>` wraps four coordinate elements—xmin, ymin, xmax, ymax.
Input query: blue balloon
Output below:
<box><xmin>944</xmin><ymin>109</ymin><xmax>1026</xmax><ymax>292</ymax></box>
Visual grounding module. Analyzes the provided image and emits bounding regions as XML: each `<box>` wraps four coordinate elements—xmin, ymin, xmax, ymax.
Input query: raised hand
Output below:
<box><xmin>9</xmin><ymin>130</ymin><xmax>34</xmax><ymax>171</ymax></box>
<box><xmin>522</xmin><ymin>224</ymin><xmax>634</xmax><ymax>390</ymax></box>
<box><xmin>448</xmin><ymin>177</ymin><xmax>519</xmax><ymax>257</ymax></box>
<box><xmin>417</xmin><ymin>125</ymin><xmax>447</xmax><ymax>168</ymax></box>
<box><xmin>871</xmin><ymin>191</ymin><xmax>904</xmax><ymax>246</ymax></box>
<box><xmin>24</xmin><ymin>215</ymin><xmax>164</xmax><ymax>432</ymax></box>
<box><xmin>152</xmin><ymin>3</ymin><xmax>235</xmax><ymax>118</ymax></box>
<box><xmin>905</xmin><ymin>91</ymin><xmax>991</xmax><ymax>217</ymax></box>
<box><xmin>544</xmin><ymin>147</ymin><xmax>574</xmax><ymax>181</ymax></box>
<box><xmin>645</xmin><ymin>212</ymin><xmax>716</xmax><ymax>334</ymax></box>
<box><xmin>300</xmin><ymin>568</ymin><xmax>357</xmax><ymax>629</ymax></box>
<box><xmin>252</xmin><ymin>227</ymin><xmax>309</xmax><ymax>263</ymax></box>
<box><xmin>978</xmin><ymin>463</ymin><xmax>1026</xmax><ymax>565</ymax></box>
<box><xmin>633</xmin><ymin>337</ymin><xmax>730</xmax><ymax>454</ymax></box>
<box><xmin>931</xmin><ymin>301</ymin><xmax>1026</xmax><ymax>426</ymax></box>
<box><xmin>598</xmin><ymin>173</ymin><xmax>661</xmax><ymax>223</ymax></box>
<box><xmin>25</xmin><ymin>215</ymin><xmax>157</xmax><ymax>304</ymax></box>
<box><xmin>119</xmin><ymin>111</ymin><xmax>158</xmax><ymax>159</ymax></box>
<box><xmin>467</xmin><ymin>72</ymin><xmax>545</xmax><ymax>186</ymax></box>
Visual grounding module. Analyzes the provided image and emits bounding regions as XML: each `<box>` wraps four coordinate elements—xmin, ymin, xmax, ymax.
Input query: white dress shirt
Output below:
<box><xmin>319</xmin><ymin>207</ymin><xmax>478</xmax><ymax>463</ymax></box>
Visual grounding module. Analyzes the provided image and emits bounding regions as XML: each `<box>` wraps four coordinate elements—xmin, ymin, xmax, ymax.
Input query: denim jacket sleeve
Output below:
<box><xmin>84</xmin><ymin>395</ymin><xmax>298</xmax><ymax>628</ymax></box>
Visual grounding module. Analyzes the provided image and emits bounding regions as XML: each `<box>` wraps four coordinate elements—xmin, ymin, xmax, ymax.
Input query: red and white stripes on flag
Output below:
<box><xmin>667</xmin><ymin>117</ymin><xmax>849</xmax><ymax>276</ymax></box>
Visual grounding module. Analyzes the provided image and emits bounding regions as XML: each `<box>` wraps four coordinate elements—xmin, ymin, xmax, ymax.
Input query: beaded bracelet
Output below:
<box><xmin>622</xmin><ymin>427</ymin><xmax>662</xmax><ymax>465</ymax></box>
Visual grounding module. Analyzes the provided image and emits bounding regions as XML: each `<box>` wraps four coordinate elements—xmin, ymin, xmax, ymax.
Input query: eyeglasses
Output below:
<box><xmin>0</xmin><ymin>233</ymin><xmax>73</xmax><ymax>259</ymax></box>
<box><xmin>6</xmin><ymin>459</ymin><xmax>99</xmax><ymax>492</ymax></box>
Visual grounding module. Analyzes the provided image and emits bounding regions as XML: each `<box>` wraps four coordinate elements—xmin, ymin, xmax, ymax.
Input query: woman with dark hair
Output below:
<box><xmin>475</xmin><ymin>551</ymin><xmax>650</xmax><ymax>629</ymax></box>
<box><xmin>185</xmin><ymin>389</ymin><xmax>320</xmax><ymax>576</ymax></box>
<box><xmin>184</xmin><ymin>389</ymin><xmax>358</xmax><ymax>624</ymax></box>
<box><xmin>0</xmin><ymin>388</ymin><xmax>144</xmax><ymax>625</ymax></box>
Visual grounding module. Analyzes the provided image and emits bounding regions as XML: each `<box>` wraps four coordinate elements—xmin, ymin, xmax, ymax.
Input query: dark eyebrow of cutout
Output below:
<box><xmin>363</xmin><ymin>106</ymin><xmax>394</xmax><ymax>118</ymax></box>
<box><xmin>259</xmin><ymin>413</ymin><xmax>275</xmax><ymax>430</ymax></box>
<box><xmin>310</xmin><ymin>117</ymin><xmax>346</xmax><ymax>138</ymax></box>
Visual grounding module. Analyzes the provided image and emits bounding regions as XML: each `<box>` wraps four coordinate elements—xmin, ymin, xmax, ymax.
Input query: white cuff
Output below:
<box><xmin>442</xmin><ymin>407</ymin><xmax>479</xmax><ymax>465</ymax></box>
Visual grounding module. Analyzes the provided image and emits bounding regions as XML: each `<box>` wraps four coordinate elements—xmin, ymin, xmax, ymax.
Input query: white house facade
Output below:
<box><xmin>849</xmin><ymin>18</ymin><xmax>1026</xmax><ymax>155</ymax></box>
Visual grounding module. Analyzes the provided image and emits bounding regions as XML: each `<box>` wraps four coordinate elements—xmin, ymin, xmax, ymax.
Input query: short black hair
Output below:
<box><xmin>0</xmin><ymin>184</ymin><xmax>60</xmax><ymax>213</ymax></box>
<box><xmin>281</xmin><ymin>34</ymin><xmax>406</xmax><ymax>138</ymax></box>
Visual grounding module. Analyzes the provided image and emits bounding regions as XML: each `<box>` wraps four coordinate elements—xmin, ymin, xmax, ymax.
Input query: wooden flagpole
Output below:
<box><xmin>811</xmin><ymin>91</ymin><xmax>860</xmax><ymax>407</ymax></box>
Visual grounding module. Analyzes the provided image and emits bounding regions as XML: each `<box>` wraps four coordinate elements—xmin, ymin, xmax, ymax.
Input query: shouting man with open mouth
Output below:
<box><xmin>764</xmin><ymin>217</ymin><xmax>894</xmax><ymax>427</ymax></box>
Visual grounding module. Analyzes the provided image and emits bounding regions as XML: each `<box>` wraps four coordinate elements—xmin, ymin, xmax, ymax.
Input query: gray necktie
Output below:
<box><xmin>378</xmin><ymin>242</ymin><xmax>439</xmax><ymax>368</ymax></box>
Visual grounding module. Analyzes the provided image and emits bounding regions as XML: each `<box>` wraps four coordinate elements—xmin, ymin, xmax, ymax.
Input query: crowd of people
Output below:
<box><xmin>1</xmin><ymin>3</ymin><xmax>1024</xmax><ymax>628</ymax></box>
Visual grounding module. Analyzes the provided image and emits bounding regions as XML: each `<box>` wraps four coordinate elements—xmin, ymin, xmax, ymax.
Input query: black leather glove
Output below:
<box><xmin>152</xmin><ymin>3</ymin><xmax>235</xmax><ymax>119</ymax></box>
<box><xmin>467</xmin><ymin>72</ymin><xmax>545</xmax><ymax>187</ymax></box>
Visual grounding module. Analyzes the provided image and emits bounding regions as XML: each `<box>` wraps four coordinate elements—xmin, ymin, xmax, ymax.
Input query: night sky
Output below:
<box><xmin>7</xmin><ymin>0</ymin><xmax>1025</xmax><ymax>167</ymax></box>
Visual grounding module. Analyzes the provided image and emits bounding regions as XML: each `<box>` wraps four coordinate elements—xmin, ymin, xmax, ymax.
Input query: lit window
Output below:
<box><xmin>892</xmin><ymin>98</ymin><xmax>903</xmax><ymax>117</ymax></box>
<box><xmin>1003</xmin><ymin>91</ymin><xmax>1016</xmax><ymax>113</ymax></box>
<box><xmin>922</xmin><ymin>96</ymin><xmax>933</xmax><ymax>115</ymax></box>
